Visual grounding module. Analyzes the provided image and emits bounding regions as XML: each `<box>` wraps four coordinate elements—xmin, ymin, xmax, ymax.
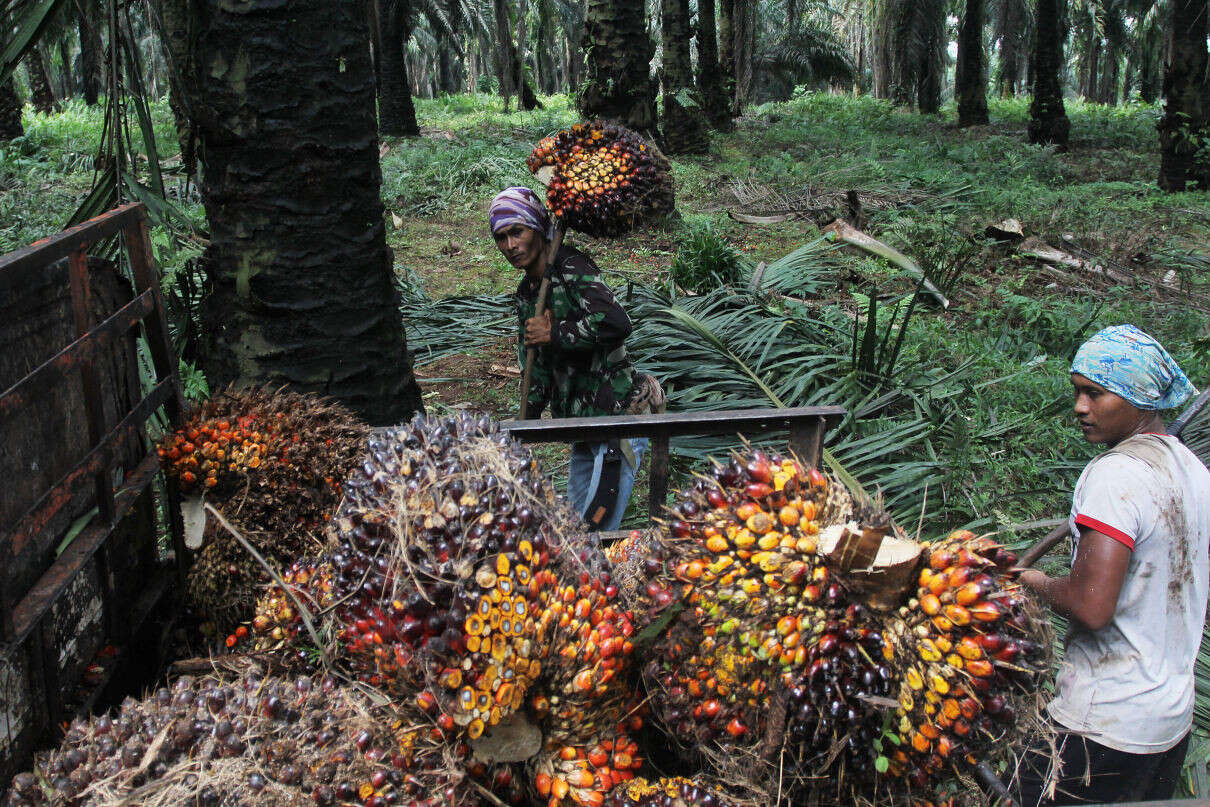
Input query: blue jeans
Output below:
<box><xmin>567</xmin><ymin>438</ymin><xmax>648</xmax><ymax>531</ymax></box>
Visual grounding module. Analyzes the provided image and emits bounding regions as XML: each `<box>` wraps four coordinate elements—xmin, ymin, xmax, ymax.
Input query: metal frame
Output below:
<box><xmin>502</xmin><ymin>405</ymin><xmax>846</xmax><ymax>523</ymax></box>
<box><xmin>0</xmin><ymin>202</ymin><xmax>185</xmax><ymax>742</ymax></box>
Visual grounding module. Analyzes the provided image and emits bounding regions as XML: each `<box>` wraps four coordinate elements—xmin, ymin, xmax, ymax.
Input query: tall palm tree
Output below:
<box><xmin>956</xmin><ymin>0</ymin><xmax>990</xmax><ymax>125</ymax></box>
<box><xmin>661</xmin><ymin>0</ymin><xmax>709</xmax><ymax>153</ymax></box>
<box><xmin>152</xmin><ymin>0</ymin><xmax>425</xmax><ymax>425</ymax></box>
<box><xmin>875</xmin><ymin>0</ymin><xmax>945</xmax><ymax>111</ymax></box>
<box><xmin>993</xmin><ymin>0</ymin><xmax>1031</xmax><ymax>96</ymax></box>
<box><xmin>77</xmin><ymin>0</ymin><xmax>105</xmax><ymax>105</ymax></box>
<box><xmin>26</xmin><ymin>52</ymin><xmax>56</xmax><ymax>112</ymax></box>
<box><xmin>0</xmin><ymin>78</ymin><xmax>22</xmax><ymax>140</ymax></box>
<box><xmin>1028</xmin><ymin>0</ymin><xmax>1070</xmax><ymax>145</ymax></box>
<box><xmin>378</xmin><ymin>0</ymin><xmax>423</xmax><ymax>135</ymax></box>
<box><xmin>579</xmin><ymin>0</ymin><xmax>657</xmax><ymax>135</ymax></box>
<box><xmin>696</xmin><ymin>0</ymin><xmax>732</xmax><ymax>128</ymax></box>
<box><xmin>718</xmin><ymin>0</ymin><xmax>738</xmax><ymax>112</ymax></box>
<box><xmin>1157</xmin><ymin>0</ymin><xmax>1209</xmax><ymax>190</ymax></box>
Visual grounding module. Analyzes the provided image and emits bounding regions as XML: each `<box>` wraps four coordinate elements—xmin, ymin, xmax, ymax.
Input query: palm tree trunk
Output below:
<box><xmin>151</xmin><ymin>0</ymin><xmax>425</xmax><ymax>425</ymax></box>
<box><xmin>661</xmin><ymin>0</ymin><xmax>709</xmax><ymax>152</ymax></box>
<box><xmin>579</xmin><ymin>0</ymin><xmax>658</xmax><ymax>136</ymax></box>
<box><xmin>1028</xmin><ymin>0</ymin><xmax>1070</xmax><ymax>146</ymax></box>
<box><xmin>58</xmin><ymin>37</ymin><xmax>74</xmax><ymax>100</ymax></box>
<box><xmin>1158</xmin><ymin>0</ymin><xmax>1210</xmax><ymax>191</ymax></box>
<box><xmin>378</xmin><ymin>0</ymin><xmax>420</xmax><ymax>135</ymax></box>
<box><xmin>78</xmin><ymin>2</ymin><xmax>104</xmax><ymax>106</ymax></box>
<box><xmin>1140</xmin><ymin>35</ymin><xmax>1160</xmax><ymax>103</ymax></box>
<box><xmin>957</xmin><ymin>0</ymin><xmax>990</xmax><ymax>125</ymax></box>
<box><xmin>0</xmin><ymin>77</ymin><xmax>22</xmax><ymax>140</ymax></box>
<box><xmin>26</xmin><ymin>53</ymin><xmax>56</xmax><ymax>113</ymax></box>
<box><xmin>996</xmin><ymin>0</ymin><xmax>1025</xmax><ymax>96</ymax></box>
<box><xmin>437</xmin><ymin>37</ymin><xmax>460</xmax><ymax>94</ymax></box>
<box><xmin>493</xmin><ymin>0</ymin><xmax>517</xmax><ymax>109</ymax></box>
<box><xmin>718</xmin><ymin>0</ymin><xmax>737</xmax><ymax>111</ymax></box>
<box><xmin>695</xmin><ymin>0</ymin><xmax>732</xmax><ymax>128</ymax></box>
<box><xmin>731</xmin><ymin>0</ymin><xmax>755</xmax><ymax>115</ymax></box>
<box><xmin>1084</xmin><ymin>32</ymin><xmax>1100</xmax><ymax>100</ymax></box>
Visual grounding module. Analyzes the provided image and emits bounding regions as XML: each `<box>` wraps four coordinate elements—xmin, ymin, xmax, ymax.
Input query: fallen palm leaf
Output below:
<box><xmin>821</xmin><ymin>219</ymin><xmax>949</xmax><ymax>309</ymax></box>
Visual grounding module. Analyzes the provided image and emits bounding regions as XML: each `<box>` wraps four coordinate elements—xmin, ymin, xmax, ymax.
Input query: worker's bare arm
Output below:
<box><xmin>1017</xmin><ymin>529</ymin><xmax>1131</xmax><ymax>631</ymax></box>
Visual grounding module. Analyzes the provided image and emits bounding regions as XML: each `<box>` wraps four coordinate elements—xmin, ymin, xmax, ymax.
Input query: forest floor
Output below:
<box><xmin>3</xmin><ymin>91</ymin><xmax>1210</xmax><ymax>542</ymax></box>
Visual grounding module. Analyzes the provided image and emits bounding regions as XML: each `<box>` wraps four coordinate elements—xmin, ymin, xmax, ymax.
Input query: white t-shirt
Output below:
<box><xmin>1047</xmin><ymin>433</ymin><xmax>1210</xmax><ymax>754</ymax></box>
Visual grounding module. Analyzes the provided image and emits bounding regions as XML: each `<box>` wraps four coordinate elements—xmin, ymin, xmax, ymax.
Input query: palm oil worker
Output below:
<box><xmin>1014</xmin><ymin>324</ymin><xmax>1209</xmax><ymax>806</ymax></box>
<box><xmin>488</xmin><ymin>186</ymin><xmax>662</xmax><ymax>531</ymax></box>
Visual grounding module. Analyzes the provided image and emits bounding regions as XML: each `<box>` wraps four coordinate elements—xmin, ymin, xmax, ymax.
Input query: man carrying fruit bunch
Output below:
<box><xmin>488</xmin><ymin>186</ymin><xmax>662</xmax><ymax>531</ymax></box>
<box><xmin>1014</xmin><ymin>324</ymin><xmax>1210</xmax><ymax>805</ymax></box>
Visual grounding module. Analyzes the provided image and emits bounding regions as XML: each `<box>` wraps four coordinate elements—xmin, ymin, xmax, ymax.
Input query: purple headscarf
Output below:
<box><xmin>488</xmin><ymin>187</ymin><xmax>556</xmax><ymax>241</ymax></box>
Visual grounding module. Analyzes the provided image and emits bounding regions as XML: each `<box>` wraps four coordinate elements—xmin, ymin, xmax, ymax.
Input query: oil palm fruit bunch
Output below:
<box><xmin>158</xmin><ymin>387</ymin><xmax>368</xmax><ymax>635</ymax></box>
<box><xmin>883</xmin><ymin>530</ymin><xmax>1048</xmax><ymax>791</ymax></box>
<box><xmin>640</xmin><ymin>449</ymin><xmax>1051</xmax><ymax>804</ymax></box>
<box><xmin>643</xmin><ymin>449</ymin><xmax>845</xmax><ymax>747</ymax></box>
<box><xmin>601</xmin><ymin>777</ymin><xmax>742</xmax><ymax>807</ymax></box>
<box><xmin>531</xmin><ymin>561</ymin><xmax>645</xmax><ymax>807</ymax></box>
<box><xmin>2</xmin><ymin>672</ymin><xmax>480</xmax><ymax>807</ymax></box>
<box><xmin>526</xmin><ymin>121</ymin><xmax>674</xmax><ymax>237</ymax></box>
<box><xmin>249</xmin><ymin>411</ymin><xmax>570</xmax><ymax>745</ymax></box>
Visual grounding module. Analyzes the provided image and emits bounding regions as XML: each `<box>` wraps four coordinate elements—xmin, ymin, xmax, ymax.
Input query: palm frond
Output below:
<box><xmin>758</xmin><ymin>22</ymin><xmax>857</xmax><ymax>85</ymax></box>
<box><xmin>1</xmin><ymin>0</ymin><xmax>70</xmax><ymax>82</ymax></box>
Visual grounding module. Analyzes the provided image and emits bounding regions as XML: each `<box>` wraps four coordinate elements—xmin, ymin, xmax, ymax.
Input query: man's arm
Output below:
<box><xmin>1018</xmin><ymin>529</ymin><xmax>1131</xmax><ymax>630</ymax></box>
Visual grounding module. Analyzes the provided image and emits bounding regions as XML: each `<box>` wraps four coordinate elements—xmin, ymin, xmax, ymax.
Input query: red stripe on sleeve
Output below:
<box><xmin>1074</xmin><ymin>514</ymin><xmax>1135</xmax><ymax>550</ymax></box>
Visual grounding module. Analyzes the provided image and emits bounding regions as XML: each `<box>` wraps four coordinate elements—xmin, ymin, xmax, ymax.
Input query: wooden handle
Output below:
<box><xmin>519</xmin><ymin>226</ymin><xmax>566</xmax><ymax>420</ymax></box>
<box><xmin>1017</xmin><ymin>523</ymin><xmax>1070</xmax><ymax>569</ymax></box>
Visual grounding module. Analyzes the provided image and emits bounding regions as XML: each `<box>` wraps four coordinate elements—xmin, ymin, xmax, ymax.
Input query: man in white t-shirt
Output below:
<box><xmin>1013</xmin><ymin>324</ymin><xmax>1208</xmax><ymax>806</ymax></box>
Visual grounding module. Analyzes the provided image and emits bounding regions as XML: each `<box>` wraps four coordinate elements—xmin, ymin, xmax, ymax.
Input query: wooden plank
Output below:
<box><xmin>67</xmin><ymin>249</ymin><xmax>116</xmax><ymax>524</ymax></box>
<box><xmin>124</xmin><ymin>214</ymin><xmax>183</xmax><ymax>424</ymax></box>
<box><xmin>7</xmin><ymin>449</ymin><xmax>163</xmax><ymax>648</ymax></box>
<box><xmin>648</xmin><ymin>431</ymin><xmax>671</xmax><ymax>523</ymax></box>
<box><xmin>0</xmin><ymin>204</ymin><xmax>143</xmax><ymax>278</ymax></box>
<box><xmin>71</xmin><ymin>564</ymin><xmax>173</xmax><ymax>717</ymax></box>
<box><xmin>3</xmin><ymin>377</ymin><xmax>173</xmax><ymax>569</ymax></box>
<box><xmin>501</xmin><ymin>405</ymin><xmax>847</xmax><ymax>444</ymax></box>
<box><xmin>0</xmin><ymin>290</ymin><xmax>155</xmax><ymax>421</ymax></box>
<box><xmin>789</xmin><ymin>415</ymin><xmax>826</xmax><ymax>467</ymax></box>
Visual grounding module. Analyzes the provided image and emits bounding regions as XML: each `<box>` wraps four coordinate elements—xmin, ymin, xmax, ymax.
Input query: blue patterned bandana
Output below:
<box><xmin>1070</xmin><ymin>324</ymin><xmax>1196</xmax><ymax>410</ymax></box>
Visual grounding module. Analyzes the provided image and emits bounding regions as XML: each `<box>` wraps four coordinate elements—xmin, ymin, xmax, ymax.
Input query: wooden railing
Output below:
<box><xmin>501</xmin><ymin>405</ymin><xmax>847</xmax><ymax>524</ymax></box>
<box><xmin>0</xmin><ymin>203</ymin><xmax>184</xmax><ymax>752</ymax></box>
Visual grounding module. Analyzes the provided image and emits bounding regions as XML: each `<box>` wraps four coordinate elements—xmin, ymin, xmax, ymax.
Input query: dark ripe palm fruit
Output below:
<box><xmin>251</xmin><ymin>412</ymin><xmax>573</xmax><ymax>742</ymax></box>
<box><xmin>1</xmin><ymin>672</ymin><xmax>478</xmax><ymax>807</ymax></box>
<box><xmin>158</xmin><ymin>386</ymin><xmax>370</xmax><ymax>636</ymax></box>
<box><xmin>601</xmin><ymin>776</ymin><xmax>742</xmax><ymax>807</ymax></box>
<box><xmin>881</xmin><ymin>530</ymin><xmax>1051</xmax><ymax>791</ymax></box>
<box><xmin>527</xmin><ymin>121</ymin><xmax>674</xmax><ymax>237</ymax></box>
<box><xmin>783</xmin><ymin>601</ymin><xmax>899</xmax><ymax>796</ymax></box>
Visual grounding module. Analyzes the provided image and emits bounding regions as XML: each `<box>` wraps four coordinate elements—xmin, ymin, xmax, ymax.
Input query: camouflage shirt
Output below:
<box><xmin>515</xmin><ymin>245</ymin><xmax>636</xmax><ymax>419</ymax></box>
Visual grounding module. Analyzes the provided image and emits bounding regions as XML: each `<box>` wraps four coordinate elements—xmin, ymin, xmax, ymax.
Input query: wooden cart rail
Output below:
<box><xmin>0</xmin><ymin>202</ymin><xmax>184</xmax><ymax>749</ymax></box>
<box><xmin>501</xmin><ymin>405</ymin><xmax>847</xmax><ymax>523</ymax></box>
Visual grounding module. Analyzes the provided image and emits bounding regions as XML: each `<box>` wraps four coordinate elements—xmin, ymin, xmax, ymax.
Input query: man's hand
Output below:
<box><xmin>1015</xmin><ymin>529</ymin><xmax>1131</xmax><ymax>631</ymax></box>
<box><xmin>525</xmin><ymin>310</ymin><xmax>553</xmax><ymax>347</ymax></box>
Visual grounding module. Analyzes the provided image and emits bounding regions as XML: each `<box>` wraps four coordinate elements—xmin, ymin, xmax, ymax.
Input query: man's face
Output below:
<box><xmin>493</xmin><ymin>224</ymin><xmax>545</xmax><ymax>275</ymax></box>
<box><xmin>1071</xmin><ymin>373</ymin><xmax>1146</xmax><ymax>446</ymax></box>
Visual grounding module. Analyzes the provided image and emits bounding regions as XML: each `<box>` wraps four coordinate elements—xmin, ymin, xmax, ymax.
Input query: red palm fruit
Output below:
<box><xmin>966</xmin><ymin>659</ymin><xmax>994</xmax><ymax>677</ymax></box>
<box><xmin>969</xmin><ymin>601</ymin><xmax>1003</xmax><ymax>622</ymax></box>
